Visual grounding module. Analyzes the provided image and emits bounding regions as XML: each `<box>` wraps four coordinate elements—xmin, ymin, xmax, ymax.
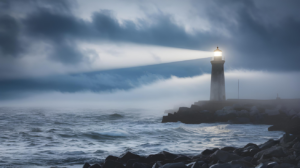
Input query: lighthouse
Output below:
<box><xmin>210</xmin><ymin>47</ymin><xmax>226</xmax><ymax>101</ymax></box>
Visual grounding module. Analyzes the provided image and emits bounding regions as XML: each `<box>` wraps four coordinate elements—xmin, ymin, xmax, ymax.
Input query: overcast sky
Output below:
<box><xmin>0</xmin><ymin>0</ymin><xmax>299</xmax><ymax>109</ymax></box>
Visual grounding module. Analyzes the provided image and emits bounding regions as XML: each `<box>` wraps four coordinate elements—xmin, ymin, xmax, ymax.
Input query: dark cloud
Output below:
<box><xmin>0</xmin><ymin>0</ymin><xmax>300</xmax><ymax>100</ymax></box>
<box><xmin>0</xmin><ymin>14</ymin><xmax>21</xmax><ymax>57</ymax></box>
<box><xmin>1</xmin><ymin>0</ymin><xmax>299</xmax><ymax>69</ymax></box>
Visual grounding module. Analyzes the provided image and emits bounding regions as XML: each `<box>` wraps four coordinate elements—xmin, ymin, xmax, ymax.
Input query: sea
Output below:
<box><xmin>0</xmin><ymin>107</ymin><xmax>284</xmax><ymax>168</ymax></box>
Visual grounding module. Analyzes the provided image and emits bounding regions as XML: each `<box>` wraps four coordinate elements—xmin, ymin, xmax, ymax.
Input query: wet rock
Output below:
<box><xmin>90</xmin><ymin>163</ymin><xmax>102</xmax><ymax>168</ymax></box>
<box><xmin>159</xmin><ymin>151</ymin><xmax>178</xmax><ymax>160</ymax></box>
<box><xmin>103</xmin><ymin>160</ymin><xmax>123</xmax><ymax>168</ymax></box>
<box><xmin>146</xmin><ymin>153</ymin><xmax>165</xmax><ymax>162</ymax></box>
<box><xmin>268</xmin><ymin>125</ymin><xmax>283</xmax><ymax>131</ymax></box>
<box><xmin>228</xmin><ymin>117</ymin><xmax>250</xmax><ymax>124</ymax></box>
<box><xmin>210</xmin><ymin>150</ymin><xmax>242</xmax><ymax>163</ymax></box>
<box><xmin>241</xmin><ymin>157</ymin><xmax>253</xmax><ymax>163</ymax></box>
<box><xmin>292</xmin><ymin>142</ymin><xmax>300</xmax><ymax>151</ymax></box>
<box><xmin>210</xmin><ymin>163</ymin><xmax>232</xmax><ymax>168</ymax></box>
<box><xmin>106</xmin><ymin>155</ymin><xmax>119</xmax><ymax>162</ymax></box>
<box><xmin>174</xmin><ymin>155</ymin><xmax>191</xmax><ymax>162</ymax></box>
<box><xmin>160</xmin><ymin>162</ymin><xmax>188</xmax><ymax>168</ymax></box>
<box><xmin>221</xmin><ymin>147</ymin><xmax>237</xmax><ymax>152</ymax></box>
<box><xmin>280</xmin><ymin>134</ymin><xmax>297</xmax><ymax>146</ymax></box>
<box><xmin>259</xmin><ymin>139</ymin><xmax>279</xmax><ymax>150</ymax></box>
<box><xmin>152</xmin><ymin>161</ymin><xmax>163</xmax><ymax>168</ymax></box>
<box><xmin>202</xmin><ymin>148</ymin><xmax>219</xmax><ymax>155</ymax></box>
<box><xmin>119</xmin><ymin>152</ymin><xmax>141</xmax><ymax>163</ymax></box>
<box><xmin>132</xmin><ymin>162</ymin><xmax>151</xmax><ymax>168</ymax></box>
<box><xmin>254</xmin><ymin>146</ymin><xmax>286</xmax><ymax>160</ymax></box>
<box><xmin>230</xmin><ymin>160</ymin><xmax>254</xmax><ymax>168</ymax></box>
<box><xmin>255</xmin><ymin>162</ymin><xmax>279</xmax><ymax>168</ymax></box>
<box><xmin>83</xmin><ymin>162</ymin><xmax>91</xmax><ymax>168</ymax></box>
<box><xmin>127</xmin><ymin>159</ymin><xmax>142</xmax><ymax>168</ymax></box>
<box><xmin>273</xmin><ymin>163</ymin><xmax>296</xmax><ymax>168</ymax></box>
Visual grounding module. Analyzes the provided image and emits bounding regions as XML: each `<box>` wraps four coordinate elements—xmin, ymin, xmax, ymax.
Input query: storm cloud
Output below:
<box><xmin>0</xmin><ymin>0</ymin><xmax>299</xmax><ymax>101</ymax></box>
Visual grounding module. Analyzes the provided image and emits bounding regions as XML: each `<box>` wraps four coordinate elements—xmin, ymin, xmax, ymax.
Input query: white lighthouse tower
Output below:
<box><xmin>210</xmin><ymin>47</ymin><xmax>226</xmax><ymax>101</ymax></box>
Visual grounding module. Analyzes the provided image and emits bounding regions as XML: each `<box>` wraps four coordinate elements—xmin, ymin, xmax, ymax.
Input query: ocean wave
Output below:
<box><xmin>82</xmin><ymin>130</ymin><xmax>129</xmax><ymax>139</ymax></box>
<box><xmin>108</xmin><ymin>113</ymin><xmax>124</xmax><ymax>119</ymax></box>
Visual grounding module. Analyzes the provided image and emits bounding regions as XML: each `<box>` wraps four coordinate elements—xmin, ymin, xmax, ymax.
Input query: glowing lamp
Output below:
<box><xmin>214</xmin><ymin>47</ymin><xmax>222</xmax><ymax>56</ymax></box>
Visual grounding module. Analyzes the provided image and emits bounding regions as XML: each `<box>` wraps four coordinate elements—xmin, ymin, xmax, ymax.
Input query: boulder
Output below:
<box><xmin>259</xmin><ymin>139</ymin><xmax>279</xmax><ymax>150</ymax></box>
<box><xmin>268</xmin><ymin>125</ymin><xmax>283</xmax><ymax>131</ymax></box>
<box><xmin>210</xmin><ymin>150</ymin><xmax>242</xmax><ymax>163</ymax></box>
<box><xmin>90</xmin><ymin>163</ymin><xmax>102</xmax><ymax>168</ymax></box>
<box><xmin>127</xmin><ymin>159</ymin><xmax>142</xmax><ymax>168</ymax></box>
<box><xmin>254</xmin><ymin>146</ymin><xmax>286</xmax><ymax>160</ymax></box>
<box><xmin>83</xmin><ymin>163</ymin><xmax>91</xmax><ymax>168</ymax></box>
<box><xmin>132</xmin><ymin>162</ymin><xmax>151</xmax><ymax>168</ymax></box>
<box><xmin>119</xmin><ymin>152</ymin><xmax>141</xmax><ymax>163</ymax></box>
<box><xmin>106</xmin><ymin>155</ymin><xmax>119</xmax><ymax>162</ymax></box>
<box><xmin>146</xmin><ymin>153</ymin><xmax>165</xmax><ymax>162</ymax></box>
<box><xmin>103</xmin><ymin>160</ymin><xmax>123</xmax><ymax>168</ymax></box>
<box><xmin>279</xmin><ymin>134</ymin><xmax>297</xmax><ymax>146</ymax></box>
<box><xmin>210</xmin><ymin>160</ymin><xmax>253</xmax><ymax>168</ymax></box>
<box><xmin>229</xmin><ymin>117</ymin><xmax>250</xmax><ymax>124</ymax></box>
<box><xmin>152</xmin><ymin>161</ymin><xmax>163</xmax><ymax>168</ymax></box>
<box><xmin>255</xmin><ymin>162</ymin><xmax>279</xmax><ymax>168</ymax></box>
<box><xmin>174</xmin><ymin>155</ymin><xmax>191</xmax><ymax>162</ymax></box>
<box><xmin>202</xmin><ymin>148</ymin><xmax>219</xmax><ymax>155</ymax></box>
<box><xmin>221</xmin><ymin>147</ymin><xmax>237</xmax><ymax>152</ymax></box>
<box><xmin>160</xmin><ymin>162</ymin><xmax>188</xmax><ymax>168</ymax></box>
<box><xmin>159</xmin><ymin>151</ymin><xmax>178</xmax><ymax>160</ymax></box>
<box><xmin>273</xmin><ymin>163</ymin><xmax>296</xmax><ymax>168</ymax></box>
<box><xmin>191</xmin><ymin>161</ymin><xmax>205</xmax><ymax>168</ymax></box>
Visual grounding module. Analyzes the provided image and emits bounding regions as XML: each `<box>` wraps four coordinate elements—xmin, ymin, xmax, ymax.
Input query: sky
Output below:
<box><xmin>0</xmin><ymin>0</ymin><xmax>299</xmax><ymax>111</ymax></box>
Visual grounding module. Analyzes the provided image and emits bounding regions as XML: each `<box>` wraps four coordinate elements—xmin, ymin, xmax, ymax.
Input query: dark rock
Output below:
<box><xmin>210</xmin><ymin>150</ymin><xmax>242</xmax><ymax>163</ymax></box>
<box><xmin>268</xmin><ymin>125</ymin><xmax>283</xmax><ymax>131</ymax></box>
<box><xmin>202</xmin><ymin>148</ymin><xmax>219</xmax><ymax>155</ymax></box>
<box><xmin>189</xmin><ymin>161</ymin><xmax>204</xmax><ymax>168</ymax></box>
<box><xmin>152</xmin><ymin>161</ymin><xmax>163</xmax><ymax>168</ymax></box>
<box><xmin>292</xmin><ymin>142</ymin><xmax>300</xmax><ymax>151</ymax></box>
<box><xmin>106</xmin><ymin>155</ymin><xmax>119</xmax><ymax>162</ymax></box>
<box><xmin>119</xmin><ymin>152</ymin><xmax>141</xmax><ymax>163</ymax></box>
<box><xmin>159</xmin><ymin>151</ymin><xmax>178</xmax><ymax>160</ymax></box>
<box><xmin>126</xmin><ymin>159</ymin><xmax>141</xmax><ymax>168</ymax></box>
<box><xmin>132</xmin><ymin>162</ymin><xmax>151</xmax><ymax>168</ymax></box>
<box><xmin>241</xmin><ymin>157</ymin><xmax>253</xmax><ymax>163</ymax></box>
<box><xmin>90</xmin><ymin>164</ymin><xmax>102</xmax><ymax>168</ymax></box>
<box><xmin>228</xmin><ymin>117</ymin><xmax>250</xmax><ymax>124</ymax></box>
<box><xmin>174</xmin><ymin>155</ymin><xmax>191</xmax><ymax>162</ymax></box>
<box><xmin>221</xmin><ymin>147</ymin><xmax>237</xmax><ymax>152</ymax></box>
<box><xmin>83</xmin><ymin>162</ymin><xmax>91</xmax><ymax>168</ymax></box>
<box><xmin>273</xmin><ymin>163</ymin><xmax>296</xmax><ymax>168</ymax></box>
<box><xmin>259</xmin><ymin>139</ymin><xmax>280</xmax><ymax>150</ymax></box>
<box><xmin>146</xmin><ymin>153</ymin><xmax>165</xmax><ymax>162</ymax></box>
<box><xmin>160</xmin><ymin>162</ymin><xmax>187</xmax><ymax>168</ymax></box>
<box><xmin>254</xmin><ymin>146</ymin><xmax>286</xmax><ymax>160</ymax></box>
<box><xmin>202</xmin><ymin>163</ymin><xmax>209</xmax><ymax>168</ymax></box>
<box><xmin>210</xmin><ymin>163</ymin><xmax>231</xmax><ymax>168</ymax></box>
<box><xmin>103</xmin><ymin>160</ymin><xmax>123</xmax><ymax>168</ymax></box>
<box><xmin>230</xmin><ymin>160</ymin><xmax>254</xmax><ymax>168</ymax></box>
<box><xmin>267</xmin><ymin>162</ymin><xmax>279</xmax><ymax>168</ymax></box>
<box><xmin>280</xmin><ymin>134</ymin><xmax>297</xmax><ymax>146</ymax></box>
<box><xmin>256</xmin><ymin>162</ymin><xmax>279</xmax><ymax>168</ymax></box>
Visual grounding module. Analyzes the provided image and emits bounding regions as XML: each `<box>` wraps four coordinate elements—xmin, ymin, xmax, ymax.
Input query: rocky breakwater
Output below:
<box><xmin>82</xmin><ymin>134</ymin><xmax>300</xmax><ymax>168</ymax></box>
<box><xmin>162</xmin><ymin>104</ymin><xmax>300</xmax><ymax>134</ymax></box>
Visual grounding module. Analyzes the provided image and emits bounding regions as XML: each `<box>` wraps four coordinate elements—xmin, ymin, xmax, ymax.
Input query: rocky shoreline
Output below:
<box><xmin>82</xmin><ymin>133</ymin><xmax>300</xmax><ymax>168</ymax></box>
<box><xmin>162</xmin><ymin>103</ymin><xmax>300</xmax><ymax>135</ymax></box>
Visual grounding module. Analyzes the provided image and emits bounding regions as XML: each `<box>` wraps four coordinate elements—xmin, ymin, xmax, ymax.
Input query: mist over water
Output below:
<box><xmin>0</xmin><ymin>107</ymin><xmax>283</xmax><ymax>168</ymax></box>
